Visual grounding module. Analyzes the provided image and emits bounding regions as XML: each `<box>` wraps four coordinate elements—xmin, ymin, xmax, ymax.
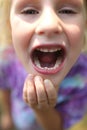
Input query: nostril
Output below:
<box><xmin>55</xmin><ymin>30</ymin><xmax>59</xmax><ymax>34</ymax></box>
<box><xmin>36</xmin><ymin>29</ymin><xmax>61</xmax><ymax>36</ymax></box>
<box><xmin>35</xmin><ymin>22</ymin><xmax>63</xmax><ymax>36</ymax></box>
<box><xmin>36</xmin><ymin>30</ymin><xmax>45</xmax><ymax>35</ymax></box>
<box><xmin>35</xmin><ymin>28</ymin><xmax>60</xmax><ymax>35</ymax></box>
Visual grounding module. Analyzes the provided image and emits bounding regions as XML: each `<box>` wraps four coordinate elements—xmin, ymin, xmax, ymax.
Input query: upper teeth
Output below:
<box><xmin>37</xmin><ymin>48</ymin><xmax>61</xmax><ymax>52</ymax></box>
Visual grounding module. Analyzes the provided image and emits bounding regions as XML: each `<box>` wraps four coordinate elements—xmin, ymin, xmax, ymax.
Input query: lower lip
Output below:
<box><xmin>32</xmin><ymin>61</ymin><xmax>65</xmax><ymax>75</ymax></box>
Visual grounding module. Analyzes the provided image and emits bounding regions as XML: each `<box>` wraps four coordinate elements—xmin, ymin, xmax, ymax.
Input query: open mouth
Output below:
<box><xmin>31</xmin><ymin>45</ymin><xmax>66</xmax><ymax>74</ymax></box>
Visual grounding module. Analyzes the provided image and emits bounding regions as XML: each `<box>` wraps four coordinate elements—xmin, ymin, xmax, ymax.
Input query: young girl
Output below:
<box><xmin>0</xmin><ymin>0</ymin><xmax>87</xmax><ymax>130</ymax></box>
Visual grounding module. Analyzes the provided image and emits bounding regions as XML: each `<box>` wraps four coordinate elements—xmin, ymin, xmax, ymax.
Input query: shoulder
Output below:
<box><xmin>58</xmin><ymin>53</ymin><xmax>87</xmax><ymax>102</ymax></box>
<box><xmin>0</xmin><ymin>45</ymin><xmax>19</xmax><ymax>76</ymax></box>
<box><xmin>0</xmin><ymin>45</ymin><xmax>15</xmax><ymax>66</ymax></box>
<box><xmin>0</xmin><ymin>45</ymin><xmax>16</xmax><ymax>63</ymax></box>
<box><xmin>0</xmin><ymin>45</ymin><xmax>27</xmax><ymax>76</ymax></box>
<box><xmin>0</xmin><ymin>45</ymin><xmax>27</xmax><ymax>90</ymax></box>
<box><xmin>68</xmin><ymin>53</ymin><xmax>87</xmax><ymax>76</ymax></box>
<box><xmin>57</xmin><ymin>53</ymin><xmax>87</xmax><ymax>129</ymax></box>
<box><xmin>0</xmin><ymin>45</ymin><xmax>23</xmax><ymax>71</ymax></box>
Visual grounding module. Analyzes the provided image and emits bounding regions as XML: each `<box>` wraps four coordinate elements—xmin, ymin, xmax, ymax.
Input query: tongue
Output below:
<box><xmin>37</xmin><ymin>52</ymin><xmax>57</xmax><ymax>68</ymax></box>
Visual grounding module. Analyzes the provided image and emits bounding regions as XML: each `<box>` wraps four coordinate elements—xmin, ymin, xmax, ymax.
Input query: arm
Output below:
<box><xmin>0</xmin><ymin>89</ymin><xmax>11</xmax><ymax>115</ymax></box>
<box><xmin>0</xmin><ymin>89</ymin><xmax>14</xmax><ymax>130</ymax></box>
<box><xmin>23</xmin><ymin>74</ymin><xmax>63</xmax><ymax>130</ymax></box>
<box><xmin>34</xmin><ymin>108</ymin><xmax>63</xmax><ymax>130</ymax></box>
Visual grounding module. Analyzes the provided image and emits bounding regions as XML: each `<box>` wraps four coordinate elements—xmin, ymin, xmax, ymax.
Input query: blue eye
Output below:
<box><xmin>21</xmin><ymin>9</ymin><xmax>39</xmax><ymax>15</ymax></box>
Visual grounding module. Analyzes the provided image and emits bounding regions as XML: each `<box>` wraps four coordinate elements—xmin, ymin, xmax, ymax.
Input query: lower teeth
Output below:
<box><xmin>34</xmin><ymin>57</ymin><xmax>61</xmax><ymax>70</ymax></box>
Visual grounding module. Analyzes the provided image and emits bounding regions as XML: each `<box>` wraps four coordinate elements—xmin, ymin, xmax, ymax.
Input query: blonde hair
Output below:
<box><xmin>0</xmin><ymin>0</ymin><xmax>11</xmax><ymax>47</ymax></box>
<box><xmin>0</xmin><ymin>0</ymin><xmax>87</xmax><ymax>52</ymax></box>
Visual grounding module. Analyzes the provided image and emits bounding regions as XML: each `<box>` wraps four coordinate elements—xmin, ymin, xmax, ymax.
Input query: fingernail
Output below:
<box><xmin>44</xmin><ymin>79</ymin><xmax>52</xmax><ymax>86</ymax></box>
<box><xmin>27</xmin><ymin>74</ymin><xmax>34</xmax><ymax>79</ymax></box>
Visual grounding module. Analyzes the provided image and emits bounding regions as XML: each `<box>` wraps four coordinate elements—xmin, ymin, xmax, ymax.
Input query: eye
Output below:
<box><xmin>59</xmin><ymin>8</ymin><xmax>76</xmax><ymax>15</ymax></box>
<box><xmin>21</xmin><ymin>8</ymin><xmax>39</xmax><ymax>15</ymax></box>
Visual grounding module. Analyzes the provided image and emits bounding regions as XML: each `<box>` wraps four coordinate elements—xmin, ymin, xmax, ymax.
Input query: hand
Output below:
<box><xmin>23</xmin><ymin>74</ymin><xmax>57</xmax><ymax>110</ymax></box>
<box><xmin>1</xmin><ymin>113</ymin><xmax>15</xmax><ymax>130</ymax></box>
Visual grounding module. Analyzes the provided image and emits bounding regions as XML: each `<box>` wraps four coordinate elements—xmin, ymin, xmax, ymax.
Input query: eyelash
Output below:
<box><xmin>21</xmin><ymin>8</ymin><xmax>76</xmax><ymax>16</ymax></box>
<box><xmin>59</xmin><ymin>9</ymin><xmax>76</xmax><ymax>14</ymax></box>
<box><xmin>21</xmin><ymin>9</ymin><xmax>39</xmax><ymax>15</ymax></box>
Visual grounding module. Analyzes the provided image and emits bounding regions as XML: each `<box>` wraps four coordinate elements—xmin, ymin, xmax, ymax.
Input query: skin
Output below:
<box><xmin>10</xmin><ymin>0</ymin><xmax>87</xmax><ymax>129</ymax></box>
<box><xmin>0</xmin><ymin>90</ymin><xmax>15</xmax><ymax>130</ymax></box>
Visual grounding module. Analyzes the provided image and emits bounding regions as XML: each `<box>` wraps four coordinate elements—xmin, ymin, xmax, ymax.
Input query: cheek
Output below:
<box><xmin>11</xmin><ymin>17</ymin><xmax>33</xmax><ymax>49</ymax></box>
<box><xmin>64</xmin><ymin>20</ymin><xmax>85</xmax><ymax>49</ymax></box>
<box><xmin>68</xmin><ymin>26</ymin><xmax>84</xmax><ymax>48</ymax></box>
<box><xmin>67</xmin><ymin>25</ymin><xmax>84</xmax><ymax>60</ymax></box>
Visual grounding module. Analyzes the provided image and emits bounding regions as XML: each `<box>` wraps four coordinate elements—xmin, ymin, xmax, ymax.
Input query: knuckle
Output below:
<box><xmin>49</xmin><ymin>98</ymin><xmax>57</xmax><ymax>106</ymax></box>
<box><xmin>29</xmin><ymin>99</ymin><xmax>37</xmax><ymax>105</ymax></box>
<box><xmin>38</xmin><ymin>99</ymin><xmax>47</xmax><ymax>105</ymax></box>
<box><xmin>29</xmin><ymin>103</ymin><xmax>37</xmax><ymax>108</ymax></box>
<box><xmin>29</xmin><ymin>102</ymin><xmax>37</xmax><ymax>108</ymax></box>
<box><xmin>49</xmin><ymin>96</ymin><xmax>57</xmax><ymax>101</ymax></box>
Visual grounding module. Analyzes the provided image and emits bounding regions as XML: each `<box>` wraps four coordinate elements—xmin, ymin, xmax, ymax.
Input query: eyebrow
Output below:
<box><xmin>11</xmin><ymin>0</ymin><xmax>41</xmax><ymax>8</ymax></box>
<box><xmin>15</xmin><ymin>0</ymin><xmax>40</xmax><ymax>3</ymax></box>
<box><xmin>60</xmin><ymin>0</ymin><xmax>83</xmax><ymax>5</ymax></box>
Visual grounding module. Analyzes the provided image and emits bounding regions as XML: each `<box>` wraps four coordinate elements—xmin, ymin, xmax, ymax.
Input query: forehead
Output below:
<box><xmin>11</xmin><ymin>0</ymin><xmax>84</xmax><ymax>4</ymax></box>
<box><xmin>11</xmin><ymin>0</ymin><xmax>85</xmax><ymax>12</ymax></box>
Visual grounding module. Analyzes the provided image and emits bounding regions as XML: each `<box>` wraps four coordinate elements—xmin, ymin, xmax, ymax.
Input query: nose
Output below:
<box><xmin>35</xmin><ymin>9</ymin><xmax>63</xmax><ymax>36</ymax></box>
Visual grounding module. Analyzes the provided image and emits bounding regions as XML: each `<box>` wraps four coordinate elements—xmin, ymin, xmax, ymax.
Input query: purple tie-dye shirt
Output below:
<box><xmin>0</xmin><ymin>46</ymin><xmax>87</xmax><ymax>130</ymax></box>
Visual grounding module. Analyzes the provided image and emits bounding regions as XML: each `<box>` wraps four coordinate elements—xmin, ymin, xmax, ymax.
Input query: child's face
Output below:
<box><xmin>10</xmin><ymin>0</ymin><xmax>86</xmax><ymax>87</ymax></box>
